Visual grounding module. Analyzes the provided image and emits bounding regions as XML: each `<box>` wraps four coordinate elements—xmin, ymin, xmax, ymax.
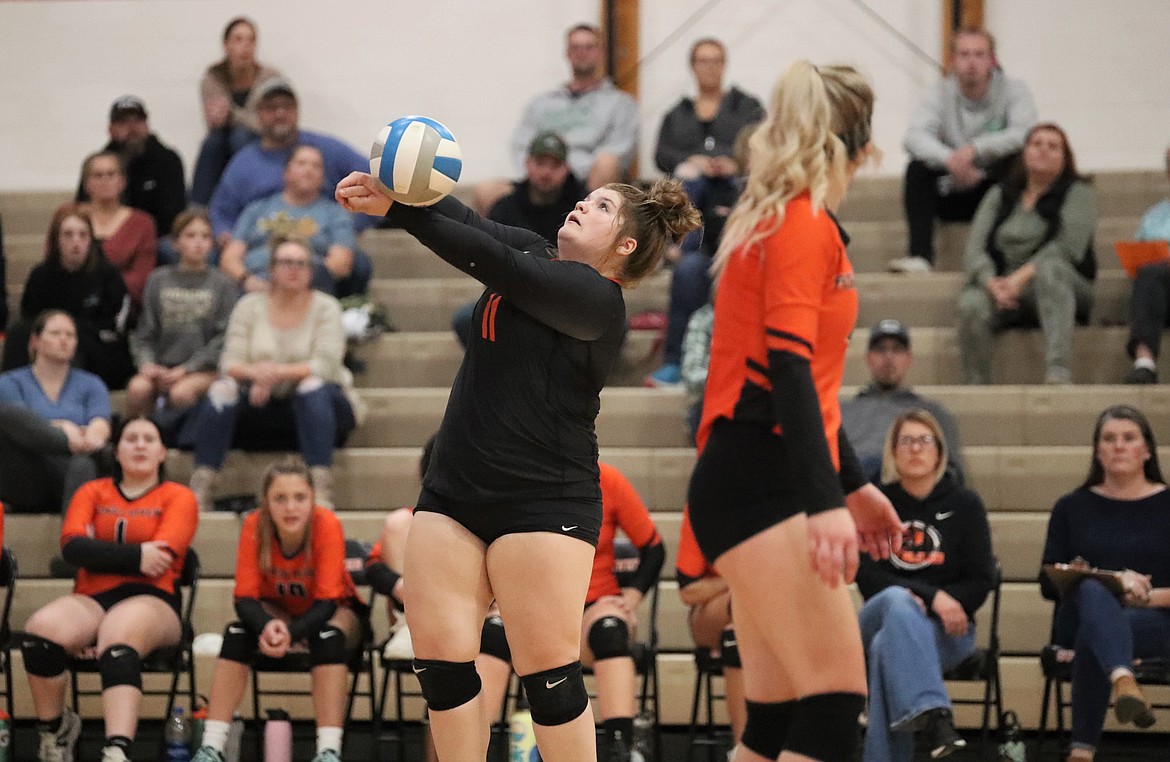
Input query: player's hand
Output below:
<box><xmin>336</xmin><ymin>172</ymin><xmax>394</xmax><ymax>217</ymax></box>
<box><xmin>140</xmin><ymin>541</ymin><xmax>175</xmax><ymax>577</ymax></box>
<box><xmin>845</xmin><ymin>483</ymin><xmax>901</xmax><ymax>561</ymax></box>
<box><xmin>260</xmin><ymin>620</ymin><xmax>291</xmax><ymax>658</ymax></box>
<box><xmin>931</xmin><ymin>590</ymin><xmax>970</xmax><ymax>636</ymax></box>
<box><xmin>806</xmin><ymin>508</ymin><xmax>859</xmax><ymax>587</ymax></box>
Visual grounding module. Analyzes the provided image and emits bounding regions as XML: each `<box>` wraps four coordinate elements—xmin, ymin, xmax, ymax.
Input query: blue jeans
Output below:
<box><xmin>192</xmin><ymin>381</ymin><xmax>355</xmax><ymax>468</ymax></box>
<box><xmin>191</xmin><ymin>124</ymin><xmax>257</xmax><ymax>205</ymax></box>
<box><xmin>1053</xmin><ymin>579</ymin><xmax>1170</xmax><ymax>750</ymax></box>
<box><xmin>859</xmin><ymin>587</ymin><xmax>976</xmax><ymax>762</ymax></box>
<box><xmin>663</xmin><ymin>250</ymin><xmax>711</xmax><ymax>366</ymax></box>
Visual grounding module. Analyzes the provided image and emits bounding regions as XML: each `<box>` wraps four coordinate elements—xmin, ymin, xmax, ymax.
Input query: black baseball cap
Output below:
<box><xmin>109</xmin><ymin>95</ymin><xmax>147</xmax><ymax>122</ymax></box>
<box><xmin>868</xmin><ymin>318</ymin><xmax>910</xmax><ymax>350</ymax></box>
<box><xmin>528</xmin><ymin>131</ymin><xmax>568</xmax><ymax>162</ymax></box>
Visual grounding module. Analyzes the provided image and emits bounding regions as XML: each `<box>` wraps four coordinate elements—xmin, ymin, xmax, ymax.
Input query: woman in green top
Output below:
<box><xmin>957</xmin><ymin>122</ymin><xmax>1096</xmax><ymax>384</ymax></box>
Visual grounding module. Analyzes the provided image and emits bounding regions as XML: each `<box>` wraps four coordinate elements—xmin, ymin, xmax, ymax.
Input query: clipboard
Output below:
<box><xmin>1042</xmin><ymin>563</ymin><xmax>1126</xmax><ymax>598</ymax></box>
<box><xmin>1114</xmin><ymin>240</ymin><xmax>1170</xmax><ymax>279</ymax></box>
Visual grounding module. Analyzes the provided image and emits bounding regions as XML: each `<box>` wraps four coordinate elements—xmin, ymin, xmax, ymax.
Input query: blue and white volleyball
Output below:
<box><xmin>370</xmin><ymin>116</ymin><xmax>462</xmax><ymax>207</ymax></box>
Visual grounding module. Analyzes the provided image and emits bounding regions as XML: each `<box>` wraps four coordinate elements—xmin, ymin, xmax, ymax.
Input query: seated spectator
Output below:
<box><xmin>895</xmin><ymin>26</ymin><xmax>1037</xmax><ymax>273</ymax></box>
<box><xmin>1040</xmin><ymin>405</ymin><xmax>1170</xmax><ymax>760</ymax></box>
<box><xmin>77</xmin><ymin>96</ymin><xmax>186</xmax><ymax>254</ymax></box>
<box><xmin>185</xmin><ymin>235</ymin><xmax>364</xmax><ymax>511</ymax></box>
<box><xmin>841</xmin><ymin>319</ymin><xmax>966</xmax><ymax>482</ymax></box>
<box><xmin>219</xmin><ymin>144</ymin><xmax>359</xmax><ymax>296</ymax></box>
<box><xmin>0</xmin><ymin>310</ymin><xmax>111</xmax><ymax>514</ymax></box>
<box><xmin>857</xmin><ymin>410</ymin><xmax>995</xmax><ymax>761</ymax></box>
<box><xmin>3</xmin><ymin>205</ymin><xmax>133</xmax><ymax>390</ymax></box>
<box><xmin>126</xmin><ymin>210</ymin><xmax>237</xmax><ymax>420</ymax></box>
<box><xmin>957</xmin><ymin>123</ymin><xmax>1096</xmax><ymax>385</ymax></box>
<box><xmin>191</xmin><ymin>456</ymin><xmax>362</xmax><ymax>762</ymax></box>
<box><xmin>68</xmin><ymin>151</ymin><xmax>157</xmax><ymax>314</ymax></box>
<box><xmin>20</xmin><ymin>416</ymin><xmax>197</xmax><ymax>762</ymax></box>
<box><xmin>209</xmin><ymin>78</ymin><xmax>372</xmax><ymax>251</ymax></box>
<box><xmin>192</xmin><ymin>17</ymin><xmax>283</xmax><ymax>206</ymax></box>
<box><xmin>676</xmin><ymin>505</ymin><xmax>745</xmax><ymax>754</ymax></box>
<box><xmin>1123</xmin><ymin>144</ymin><xmax>1170</xmax><ymax>383</ymax></box>
<box><xmin>679</xmin><ymin>301</ymin><xmax>713</xmax><ymax>443</ymax></box>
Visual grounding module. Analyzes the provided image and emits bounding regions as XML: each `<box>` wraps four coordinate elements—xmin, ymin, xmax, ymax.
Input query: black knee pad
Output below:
<box><xmin>741</xmin><ymin>700</ymin><xmax>797</xmax><ymax>759</ymax></box>
<box><xmin>587</xmin><ymin>616</ymin><xmax>630</xmax><ymax>661</ymax></box>
<box><xmin>309</xmin><ymin>625</ymin><xmax>349</xmax><ymax>665</ymax></box>
<box><xmin>218</xmin><ymin>621</ymin><xmax>258</xmax><ymax>665</ymax></box>
<box><xmin>479</xmin><ymin>615</ymin><xmax>512</xmax><ymax>662</ymax></box>
<box><xmin>719</xmin><ymin>627</ymin><xmax>741</xmax><ymax>669</ymax></box>
<box><xmin>520</xmin><ymin>661</ymin><xmax>589</xmax><ymax>727</ymax></box>
<box><xmin>98</xmin><ymin>644</ymin><xmax>142</xmax><ymax>691</ymax></box>
<box><xmin>785</xmin><ymin>692</ymin><xmax>865</xmax><ymax>761</ymax></box>
<box><xmin>413</xmin><ymin>658</ymin><xmax>481</xmax><ymax>711</ymax></box>
<box><xmin>20</xmin><ymin>634</ymin><xmax>67</xmax><ymax>678</ymax></box>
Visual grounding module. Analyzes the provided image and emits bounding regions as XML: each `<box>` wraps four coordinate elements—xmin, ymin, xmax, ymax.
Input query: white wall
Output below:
<box><xmin>1</xmin><ymin>0</ymin><xmax>1167</xmax><ymax>192</ymax></box>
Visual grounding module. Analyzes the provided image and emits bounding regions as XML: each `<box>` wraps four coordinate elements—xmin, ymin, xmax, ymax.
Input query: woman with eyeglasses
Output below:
<box><xmin>855</xmin><ymin>409</ymin><xmax>995</xmax><ymax>761</ymax></box>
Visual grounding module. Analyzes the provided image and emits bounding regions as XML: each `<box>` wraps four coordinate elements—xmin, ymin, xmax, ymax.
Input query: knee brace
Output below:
<box><xmin>20</xmin><ymin>634</ymin><xmax>68</xmax><ymax>678</ymax></box>
<box><xmin>520</xmin><ymin>661</ymin><xmax>589</xmax><ymax>727</ymax></box>
<box><xmin>785</xmin><ymin>692</ymin><xmax>866</xmax><ymax>761</ymax></box>
<box><xmin>741</xmin><ymin>700</ymin><xmax>797</xmax><ymax>760</ymax></box>
<box><xmin>98</xmin><ymin>644</ymin><xmax>142</xmax><ymax>691</ymax></box>
<box><xmin>587</xmin><ymin>616</ymin><xmax>630</xmax><ymax>661</ymax></box>
<box><xmin>479</xmin><ymin>615</ymin><xmax>512</xmax><ymax>662</ymax></box>
<box><xmin>720</xmin><ymin>627</ymin><xmax>741</xmax><ymax>669</ymax></box>
<box><xmin>218</xmin><ymin>621</ymin><xmax>258</xmax><ymax>665</ymax></box>
<box><xmin>309</xmin><ymin>624</ymin><xmax>349</xmax><ymax>666</ymax></box>
<box><xmin>413</xmin><ymin>658</ymin><xmax>481</xmax><ymax>711</ymax></box>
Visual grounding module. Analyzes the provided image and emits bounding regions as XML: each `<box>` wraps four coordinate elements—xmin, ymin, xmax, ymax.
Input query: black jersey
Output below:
<box><xmin>385</xmin><ymin>197</ymin><xmax>626</xmax><ymax>503</ymax></box>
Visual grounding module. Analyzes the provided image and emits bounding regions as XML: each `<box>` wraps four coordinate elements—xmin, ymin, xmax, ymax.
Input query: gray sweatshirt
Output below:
<box><xmin>903</xmin><ymin>69</ymin><xmax>1037</xmax><ymax>169</ymax></box>
<box><xmin>130</xmin><ymin>265</ymin><xmax>238</xmax><ymax>372</ymax></box>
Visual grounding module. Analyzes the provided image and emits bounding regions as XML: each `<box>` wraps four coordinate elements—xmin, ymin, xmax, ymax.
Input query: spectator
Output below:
<box><xmin>126</xmin><ymin>210</ymin><xmax>237</xmax><ymax>420</ymax></box>
<box><xmin>490</xmin><ymin>131</ymin><xmax>586</xmax><ymax>246</ymax></box>
<box><xmin>192</xmin><ymin>17</ymin><xmax>283</xmax><ymax>206</ymax></box>
<box><xmin>18</xmin><ymin>416</ymin><xmax>197</xmax><ymax>762</ymax></box>
<box><xmin>218</xmin><ymin>144</ymin><xmax>360</xmax><ymax>296</ymax></box>
<box><xmin>185</xmin><ymin>235</ymin><xmax>363</xmax><ymax>511</ymax></box>
<box><xmin>679</xmin><ymin>301</ymin><xmax>713</xmax><ymax>443</ymax></box>
<box><xmin>957</xmin><ymin>123</ymin><xmax>1096</xmax><ymax>385</ymax></box>
<box><xmin>1123</xmin><ymin>144</ymin><xmax>1170</xmax><ymax>383</ymax></box>
<box><xmin>0</xmin><ymin>310</ymin><xmax>111</xmax><ymax>514</ymax></box>
<box><xmin>3</xmin><ymin>205</ymin><xmax>133</xmax><ymax>390</ymax></box>
<box><xmin>77</xmin><ymin>96</ymin><xmax>186</xmax><ymax>248</ymax></box>
<box><xmin>895</xmin><ymin>26</ymin><xmax>1037</xmax><ymax>273</ymax></box>
<box><xmin>208</xmin><ymin>78</ymin><xmax>371</xmax><ymax>248</ymax></box>
<box><xmin>856</xmin><ymin>410</ymin><xmax>995</xmax><ymax>761</ymax></box>
<box><xmin>841</xmin><ymin>319</ymin><xmax>966</xmax><ymax>482</ymax></box>
<box><xmin>69</xmin><ymin>151</ymin><xmax>157</xmax><ymax>313</ymax></box>
<box><xmin>191</xmin><ymin>456</ymin><xmax>362</xmax><ymax>762</ymax></box>
<box><xmin>1040</xmin><ymin>405</ymin><xmax>1170</xmax><ymax>760</ymax></box>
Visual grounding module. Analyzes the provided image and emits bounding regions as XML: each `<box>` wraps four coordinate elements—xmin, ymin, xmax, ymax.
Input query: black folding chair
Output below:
<box><xmin>685</xmin><ymin>646</ymin><xmax>733</xmax><ymax>762</ymax></box>
<box><xmin>0</xmin><ymin>549</ymin><xmax>18</xmax><ymax>757</ymax></box>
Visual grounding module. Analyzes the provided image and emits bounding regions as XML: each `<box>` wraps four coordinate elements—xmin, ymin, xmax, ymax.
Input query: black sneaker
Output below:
<box><xmin>1124</xmin><ymin>366</ymin><xmax>1158</xmax><ymax>384</ymax></box>
<box><xmin>922</xmin><ymin>708</ymin><xmax>966</xmax><ymax>759</ymax></box>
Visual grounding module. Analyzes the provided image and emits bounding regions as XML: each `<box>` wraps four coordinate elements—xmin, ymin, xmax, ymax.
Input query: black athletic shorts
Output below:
<box><xmin>90</xmin><ymin>583</ymin><xmax>181</xmax><ymax>619</ymax></box>
<box><xmin>688</xmin><ymin>418</ymin><xmax>807</xmax><ymax>562</ymax></box>
<box><xmin>415</xmin><ymin>487</ymin><xmax>603</xmax><ymax>547</ymax></box>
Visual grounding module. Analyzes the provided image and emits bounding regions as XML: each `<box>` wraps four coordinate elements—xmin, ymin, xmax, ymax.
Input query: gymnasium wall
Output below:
<box><xmin>0</xmin><ymin>0</ymin><xmax>1167</xmax><ymax>192</ymax></box>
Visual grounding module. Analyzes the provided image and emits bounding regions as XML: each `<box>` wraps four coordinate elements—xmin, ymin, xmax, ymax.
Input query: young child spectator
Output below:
<box><xmin>1123</xmin><ymin>144</ymin><xmax>1170</xmax><ymax>383</ymax></box>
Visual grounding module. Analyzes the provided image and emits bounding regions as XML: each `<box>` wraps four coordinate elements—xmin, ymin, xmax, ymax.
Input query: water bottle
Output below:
<box><xmin>191</xmin><ymin>704</ymin><xmax>207</xmax><ymax>750</ymax></box>
<box><xmin>997</xmin><ymin>710</ymin><xmax>1026</xmax><ymax>762</ymax></box>
<box><xmin>264</xmin><ymin>709</ymin><xmax>293</xmax><ymax>762</ymax></box>
<box><xmin>631</xmin><ymin>711</ymin><xmax>655</xmax><ymax>762</ymax></box>
<box><xmin>165</xmin><ymin>706</ymin><xmax>192</xmax><ymax>761</ymax></box>
<box><xmin>509</xmin><ymin>688</ymin><xmax>541</xmax><ymax>762</ymax></box>
<box><xmin>0</xmin><ymin>709</ymin><xmax>11</xmax><ymax>762</ymax></box>
<box><xmin>224</xmin><ymin>715</ymin><xmax>245</xmax><ymax>762</ymax></box>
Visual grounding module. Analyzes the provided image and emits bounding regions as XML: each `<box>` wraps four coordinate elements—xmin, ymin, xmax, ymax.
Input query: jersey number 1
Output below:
<box><xmin>275</xmin><ymin>582</ymin><xmax>308</xmax><ymax>598</ymax></box>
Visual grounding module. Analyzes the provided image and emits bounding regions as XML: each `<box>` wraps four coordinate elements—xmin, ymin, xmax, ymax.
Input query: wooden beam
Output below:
<box><xmin>941</xmin><ymin>0</ymin><xmax>985</xmax><ymax>73</ymax></box>
<box><xmin>603</xmin><ymin>0</ymin><xmax>639</xmax><ymax>100</ymax></box>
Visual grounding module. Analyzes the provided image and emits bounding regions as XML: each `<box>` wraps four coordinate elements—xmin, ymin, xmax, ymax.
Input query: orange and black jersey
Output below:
<box><xmin>675</xmin><ymin>505</ymin><xmax>718</xmax><ymax>589</ymax></box>
<box><xmin>385</xmin><ymin>197</ymin><xmax>626</xmax><ymax>504</ymax></box>
<box><xmin>61</xmin><ymin>479</ymin><xmax>198</xmax><ymax>598</ymax></box>
<box><xmin>588</xmin><ymin>463</ymin><xmax>664</xmax><ymax>604</ymax></box>
<box><xmin>699</xmin><ymin>193</ymin><xmax>863</xmax><ymax>513</ymax></box>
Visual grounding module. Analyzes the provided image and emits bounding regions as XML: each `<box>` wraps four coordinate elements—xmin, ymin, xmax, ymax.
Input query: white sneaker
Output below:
<box><xmin>100</xmin><ymin>746</ymin><xmax>131</xmax><ymax>762</ymax></box>
<box><xmin>38</xmin><ymin>707</ymin><xmax>81</xmax><ymax>762</ymax></box>
<box><xmin>383</xmin><ymin>624</ymin><xmax>414</xmax><ymax>660</ymax></box>
<box><xmin>888</xmin><ymin>255</ymin><xmax>933</xmax><ymax>273</ymax></box>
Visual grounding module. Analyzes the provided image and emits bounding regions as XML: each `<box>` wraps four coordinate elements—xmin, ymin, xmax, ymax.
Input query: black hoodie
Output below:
<box><xmin>856</xmin><ymin>474</ymin><xmax>996</xmax><ymax>616</ymax></box>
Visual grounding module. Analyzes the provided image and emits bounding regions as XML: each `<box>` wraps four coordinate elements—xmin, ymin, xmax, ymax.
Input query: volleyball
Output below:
<box><xmin>370</xmin><ymin>116</ymin><xmax>462</xmax><ymax>207</ymax></box>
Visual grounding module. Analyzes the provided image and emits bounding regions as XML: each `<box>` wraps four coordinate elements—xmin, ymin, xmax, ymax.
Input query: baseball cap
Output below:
<box><xmin>868</xmin><ymin>318</ymin><xmax>910</xmax><ymax>350</ymax></box>
<box><xmin>528</xmin><ymin>131</ymin><xmax>568</xmax><ymax>162</ymax></box>
<box><xmin>256</xmin><ymin>77</ymin><xmax>297</xmax><ymax>102</ymax></box>
<box><xmin>109</xmin><ymin>95</ymin><xmax>148</xmax><ymax>122</ymax></box>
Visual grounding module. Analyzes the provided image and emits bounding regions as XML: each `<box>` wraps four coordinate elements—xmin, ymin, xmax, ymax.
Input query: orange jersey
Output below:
<box><xmin>61</xmin><ymin>479</ymin><xmax>198</xmax><ymax>597</ymax></box>
<box><xmin>698</xmin><ymin>193</ymin><xmax>857</xmax><ymax>464</ymax></box>
<box><xmin>234</xmin><ymin>506</ymin><xmax>356</xmax><ymax>617</ymax></box>
<box><xmin>588</xmin><ymin>463</ymin><xmax>660</xmax><ymax>603</ymax></box>
<box><xmin>675</xmin><ymin>505</ymin><xmax>717</xmax><ymax>583</ymax></box>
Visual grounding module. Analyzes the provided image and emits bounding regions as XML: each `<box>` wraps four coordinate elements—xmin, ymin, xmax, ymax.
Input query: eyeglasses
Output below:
<box><xmin>272</xmin><ymin>258</ymin><xmax>311</xmax><ymax>269</ymax></box>
<box><xmin>896</xmin><ymin>434</ymin><xmax>937</xmax><ymax>448</ymax></box>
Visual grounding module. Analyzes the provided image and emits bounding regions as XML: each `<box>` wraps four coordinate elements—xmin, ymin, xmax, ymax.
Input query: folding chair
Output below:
<box><xmin>686</xmin><ymin>646</ymin><xmax>732</xmax><ymax>762</ymax></box>
<box><xmin>942</xmin><ymin>559</ymin><xmax>1004</xmax><ymax>759</ymax></box>
<box><xmin>0</xmin><ymin>549</ymin><xmax>18</xmax><ymax>757</ymax></box>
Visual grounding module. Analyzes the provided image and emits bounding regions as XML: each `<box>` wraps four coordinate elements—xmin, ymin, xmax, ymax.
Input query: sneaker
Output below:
<box><xmin>38</xmin><ymin>707</ymin><xmax>81</xmax><ymax>762</ymax></box>
<box><xmin>100</xmin><ymin>746</ymin><xmax>130</xmax><ymax>762</ymax></box>
<box><xmin>888</xmin><ymin>256</ymin><xmax>933</xmax><ymax>273</ymax></box>
<box><xmin>922</xmin><ymin>708</ymin><xmax>966</xmax><ymax>758</ymax></box>
<box><xmin>192</xmin><ymin>747</ymin><xmax>227</xmax><ymax>762</ymax></box>
<box><xmin>1124</xmin><ymin>365</ymin><xmax>1158</xmax><ymax>384</ymax></box>
<box><xmin>643</xmin><ymin>363</ymin><xmax>682</xmax><ymax>388</ymax></box>
<box><xmin>311</xmin><ymin>751</ymin><xmax>343</xmax><ymax>762</ymax></box>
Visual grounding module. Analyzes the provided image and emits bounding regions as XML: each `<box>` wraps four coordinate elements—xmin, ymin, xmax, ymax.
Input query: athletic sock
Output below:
<box><xmin>1135</xmin><ymin>357</ymin><xmax>1157</xmax><ymax>371</ymax></box>
<box><xmin>201</xmin><ymin>720</ymin><xmax>231</xmax><ymax>752</ymax></box>
<box><xmin>317</xmin><ymin>726</ymin><xmax>343</xmax><ymax>754</ymax></box>
<box><xmin>106</xmin><ymin>735</ymin><xmax>132</xmax><ymax>750</ymax></box>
